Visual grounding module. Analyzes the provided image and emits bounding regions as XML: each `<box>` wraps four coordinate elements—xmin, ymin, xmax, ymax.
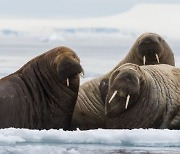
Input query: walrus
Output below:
<box><xmin>0</xmin><ymin>46</ymin><xmax>83</xmax><ymax>130</ymax></box>
<box><xmin>71</xmin><ymin>32</ymin><xmax>175</xmax><ymax>130</ymax></box>
<box><xmin>105</xmin><ymin>63</ymin><xmax>180</xmax><ymax>129</ymax></box>
<box><xmin>99</xmin><ymin>32</ymin><xmax>175</xmax><ymax>103</ymax></box>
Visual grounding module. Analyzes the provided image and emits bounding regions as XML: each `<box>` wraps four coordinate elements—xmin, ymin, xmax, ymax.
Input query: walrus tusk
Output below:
<box><xmin>80</xmin><ymin>72</ymin><xmax>84</xmax><ymax>78</ymax></box>
<box><xmin>155</xmin><ymin>54</ymin><xmax>160</xmax><ymax>63</ymax></box>
<box><xmin>108</xmin><ymin>90</ymin><xmax>117</xmax><ymax>104</ymax></box>
<box><xmin>67</xmin><ymin>78</ymin><xmax>70</xmax><ymax>86</ymax></box>
<box><xmin>125</xmin><ymin>94</ymin><xmax>130</xmax><ymax>109</ymax></box>
<box><xmin>143</xmin><ymin>56</ymin><xmax>146</xmax><ymax>65</ymax></box>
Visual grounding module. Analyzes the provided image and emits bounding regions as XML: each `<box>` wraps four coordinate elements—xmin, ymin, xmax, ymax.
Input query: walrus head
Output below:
<box><xmin>136</xmin><ymin>33</ymin><xmax>163</xmax><ymax>65</ymax></box>
<box><xmin>133</xmin><ymin>33</ymin><xmax>175</xmax><ymax>66</ymax></box>
<box><xmin>105</xmin><ymin>63</ymin><xmax>144</xmax><ymax>117</ymax></box>
<box><xmin>20</xmin><ymin>46</ymin><xmax>84</xmax><ymax>92</ymax></box>
<box><xmin>43</xmin><ymin>46</ymin><xmax>84</xmax><ymax>93</ymax></box>
<box><xmin>54</xmin><ymin>47</ymin><xmax>83</xmax><ymax>89</ymax></box>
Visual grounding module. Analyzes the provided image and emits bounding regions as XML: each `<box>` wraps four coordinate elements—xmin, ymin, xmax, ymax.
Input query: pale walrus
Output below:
<box><xmin>105</xmin><ymin>63</ymin><xmax>180</xmax><ymax>129</ymax></box>
<box><xmin>71</xmin><ymin>33</ymin><xmax>175</xmax><ymax>130</ymax></box>
<box><xmin>0</xmin><ymin>46</ymin><xmax>83</xmax><ymax>130</ymax></box>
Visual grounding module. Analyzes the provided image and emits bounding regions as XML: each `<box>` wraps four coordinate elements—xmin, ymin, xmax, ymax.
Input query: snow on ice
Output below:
<box><xmin>0</xmin><ymin>128</ymin><xmax>180</xmax><ymax>147</ymax></box>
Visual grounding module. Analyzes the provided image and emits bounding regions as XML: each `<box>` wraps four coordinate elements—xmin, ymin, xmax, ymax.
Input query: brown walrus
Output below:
<box><xmin>105</xmin><ymin>63</ymin><xmax>180</xmax><ymax>129</ymax></box>
<box><xmin>99</xmin><ymin>32</ymin><xmax>175</xmax><ymax>103</ymax></box>
<box><xmin>0</xmin><ymin>46</ymin><xmax>83</xmax><ymax>130</ymax></box>
<box><xmin>71</xmin><ymin>32</ymin><xmax>175</xmax><ymax>130</ymax></box>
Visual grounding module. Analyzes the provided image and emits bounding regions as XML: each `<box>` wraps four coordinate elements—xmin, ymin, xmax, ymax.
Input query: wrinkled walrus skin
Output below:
<box><xmin>71</xmin><ymin>33</ymin><xmax>175</xmax><ymax>130</ymax></box>
<box><xmin>105</xmin><ymin>63</ymin><xmax>180</xmax><ymax>129</ymax></box>
<box><xmin>0</xmin><ymin>46</ymin><xmax>83</xmax><ymax>130</ymax></box>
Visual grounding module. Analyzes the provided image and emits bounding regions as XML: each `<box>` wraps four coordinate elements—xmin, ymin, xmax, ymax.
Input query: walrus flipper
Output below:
<box><xmin>99</xmin><ymin>78</ymin><xmax>109</xmax><ymax>104</ymax></box>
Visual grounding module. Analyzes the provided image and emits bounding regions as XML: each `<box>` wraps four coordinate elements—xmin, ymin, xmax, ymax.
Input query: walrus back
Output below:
<box><xmin>0</xmin><ymin>74</ymin><xmax>32</xmax><ymax>128</ymax></box>
<box><xmin>71</xmin><ymin>77</ymin><xmax>106</xmax><ymax>130</ymax></box>
<box><xmin>138</xmin><ymin>64</ymin><xmax>180</xmax><ymax>129</ymax></box>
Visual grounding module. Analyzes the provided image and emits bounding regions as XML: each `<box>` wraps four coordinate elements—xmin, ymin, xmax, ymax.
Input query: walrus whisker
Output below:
<box><xmin>143</xmin><ymin>56</ymin><xmax>146</xmax><ymax>65</ymax></box>
<box><xmin>125</xmin><ymin>94</ymin><xmax>130</xmax><ymax>109</ymax></box>
<box><xmin>155</xmin><ymin>54</ymin><xmax>160</xmax><ymax>63</ymax></box>
<box><xmin>108</xmin><ymin>90</ymin><xmax>117</xmax><ymax>104</ymax></box>
<box><xmin>67</xmin><ymin>78</ymin><xmax>70</xmax><ymax>86</ymax></box>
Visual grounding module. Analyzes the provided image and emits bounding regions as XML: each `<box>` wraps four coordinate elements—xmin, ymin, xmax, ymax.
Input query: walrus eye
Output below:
<box><xmin>59</xmin><ymin>50</ymin><xmax>65</xmax><ymax>54</ymax></box>
<box><xmin>115</xmin><ymin>70</ymin><xmax>120</xmax><ymax>77</ymax></box>
<box><xmin>73</xmin><ymin>54</ymin><xmax>76</xmax><ymax>59</ymax></box>
<box><xmin>158</xmin><ymin>37</ymin><xmax>162</xmax><ymax>41</ymax></box>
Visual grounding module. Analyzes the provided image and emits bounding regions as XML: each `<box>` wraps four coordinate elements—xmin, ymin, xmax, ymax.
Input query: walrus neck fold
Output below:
<box><xmin>130</xmin><ymin>68</ymin><xmax>167</xmax><ymax>128</ymax></box>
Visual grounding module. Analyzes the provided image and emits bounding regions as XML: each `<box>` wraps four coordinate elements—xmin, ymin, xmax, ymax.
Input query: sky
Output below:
<box><xmin>0</xmin><ymin>0</ymin><xmax>180</xmax><ymax>18</ymax></box>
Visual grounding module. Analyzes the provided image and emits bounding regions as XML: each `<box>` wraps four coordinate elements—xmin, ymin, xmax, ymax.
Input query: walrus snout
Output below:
<box><xmin>107</xmin><ymin>69</ymin><xmax>141</xmax><ymax>110</ymax></box>
<box><xmin>113</xmin><ymin>70</ymin><xmax>140</xmax><ymax>95</ymax></box>
<box><xmin>57</xmin><ymin>58</ymin><xmax>83</xmax><ymax>81</ymax></box>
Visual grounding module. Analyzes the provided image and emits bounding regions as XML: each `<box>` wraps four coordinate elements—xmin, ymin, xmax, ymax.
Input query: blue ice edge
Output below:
<box><xmin>0</xmin><ymin>128</ymin><xmax>180</xmax><ymax>147</ymax></box>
